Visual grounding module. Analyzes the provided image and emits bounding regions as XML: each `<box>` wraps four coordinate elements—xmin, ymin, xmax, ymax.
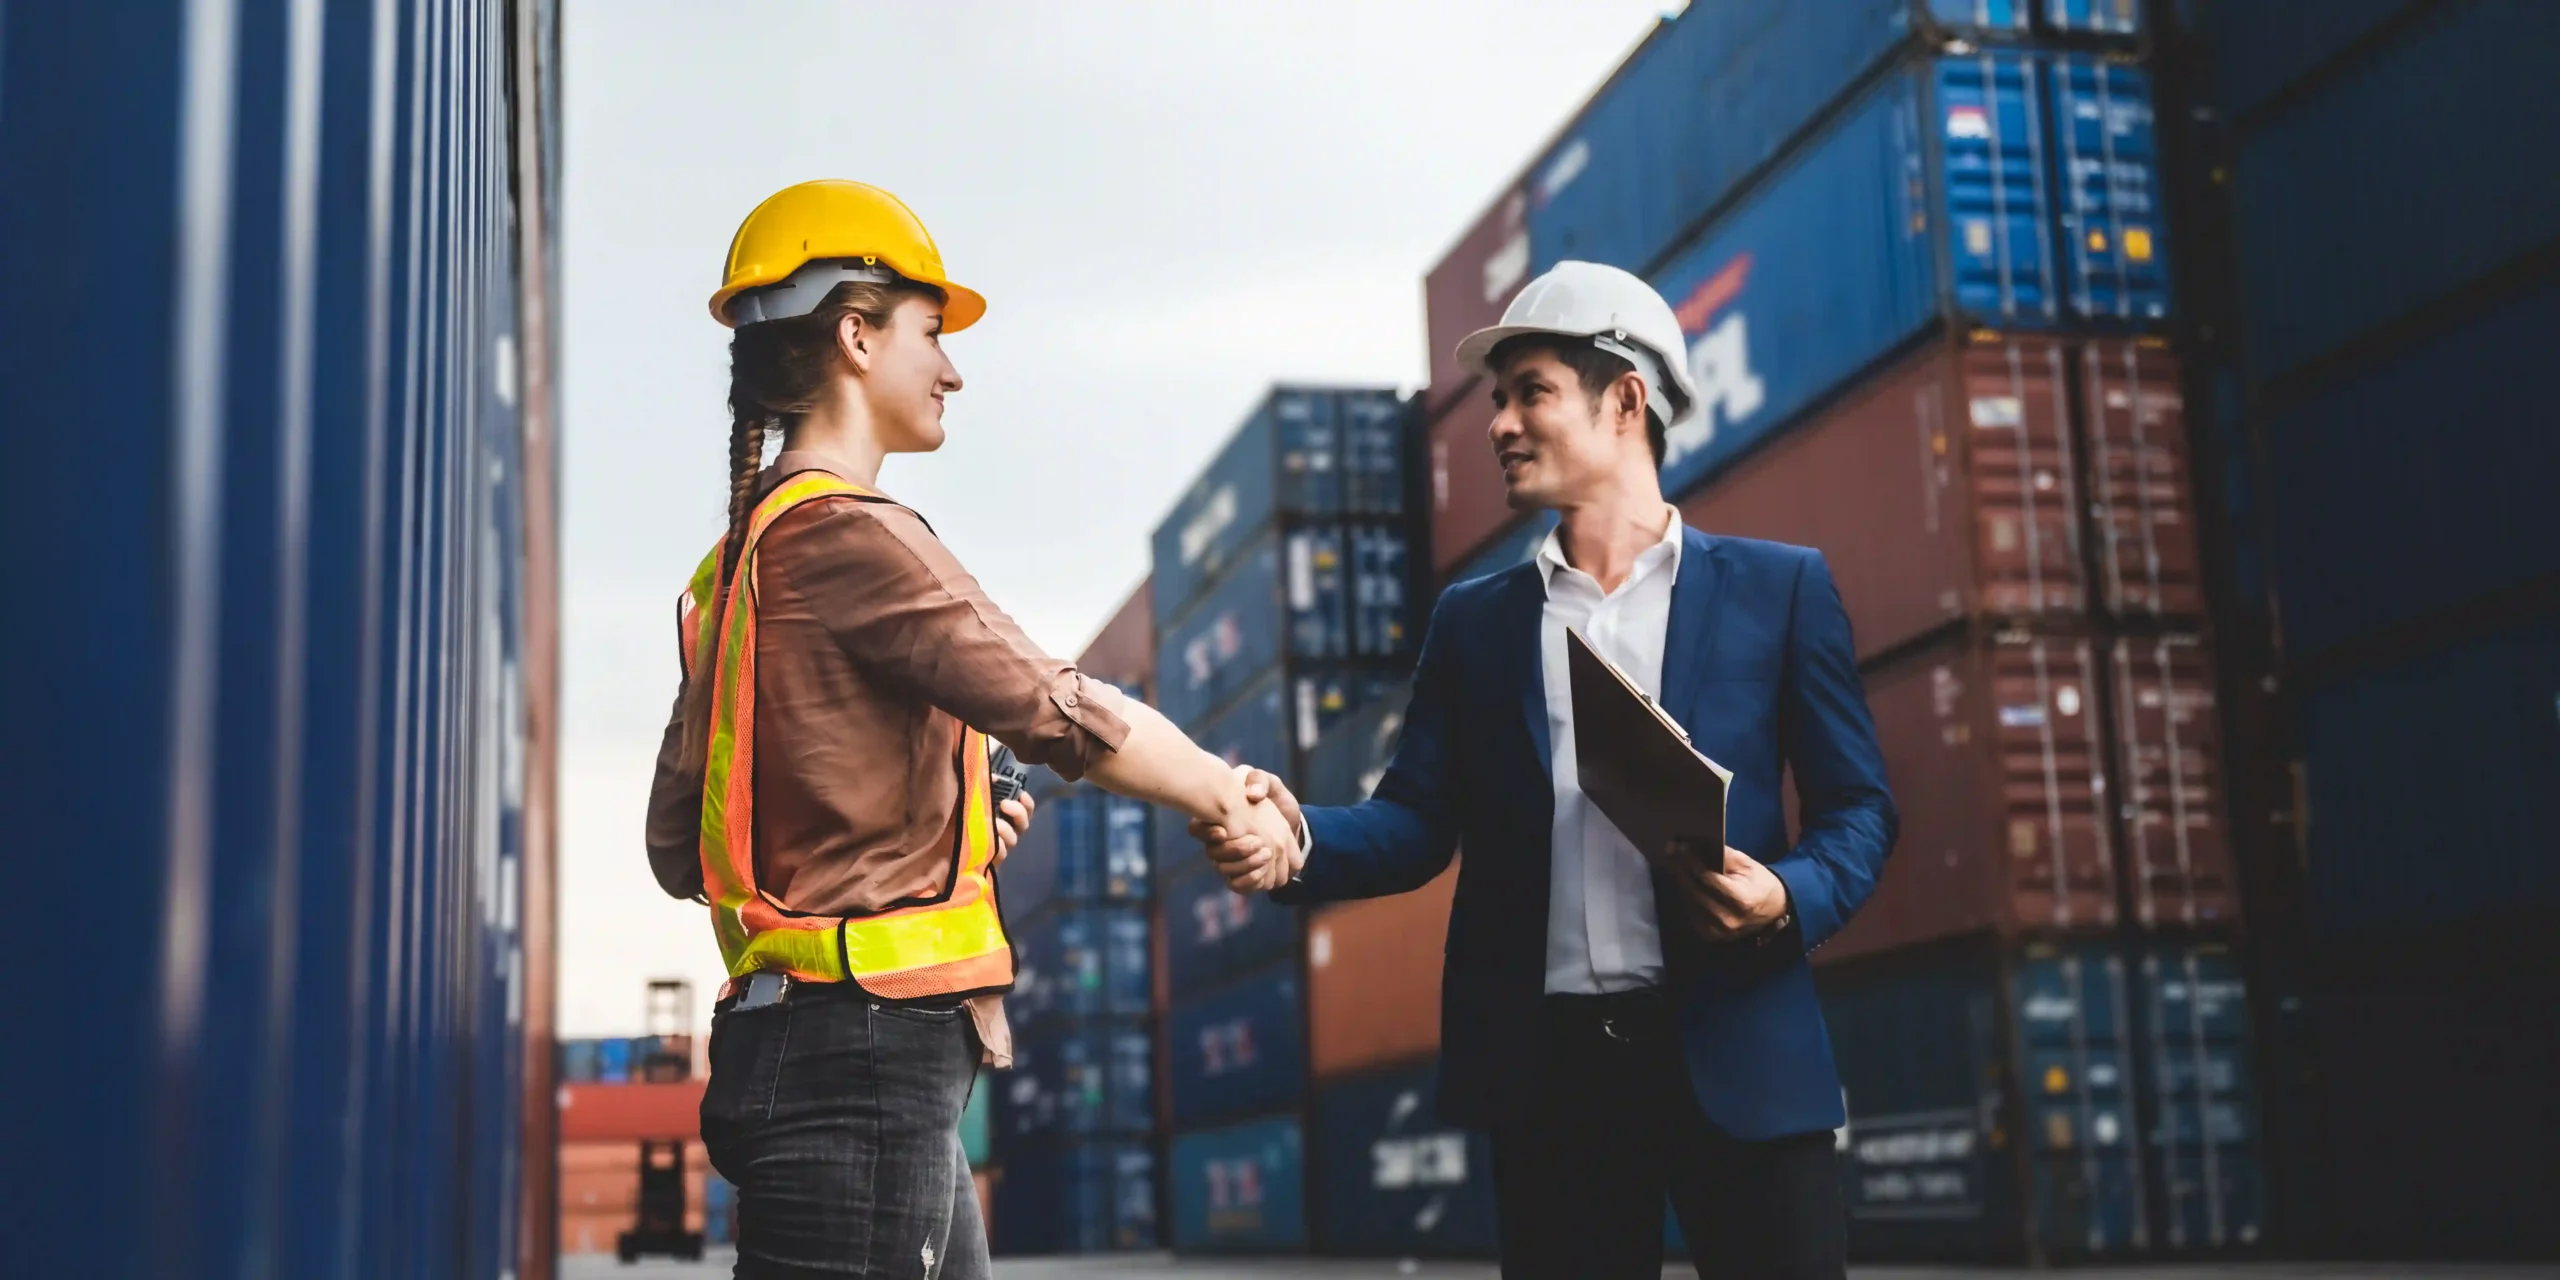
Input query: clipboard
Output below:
<box><xmin>1566</xmin><ymin>626</ymin><xmax>1735</xmax><ymax>936</ymax></box>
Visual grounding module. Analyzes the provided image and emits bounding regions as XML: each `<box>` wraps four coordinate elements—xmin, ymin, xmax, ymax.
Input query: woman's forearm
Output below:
<box><xmin>1082</xmin><ymin>698</ymin><xmax>1253</xmax><ymax>828</ymax></box>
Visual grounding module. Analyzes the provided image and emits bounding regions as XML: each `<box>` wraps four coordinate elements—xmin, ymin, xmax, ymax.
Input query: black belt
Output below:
<box><xmin>1544</xmin><ymin>986</ymin><xmax>1671</xmax><ymax>1044</ymax></box>
<box><xmin>713</xmin><ymin>973</ymin><xmax>971</xmax><ymax>1015</ymax></box>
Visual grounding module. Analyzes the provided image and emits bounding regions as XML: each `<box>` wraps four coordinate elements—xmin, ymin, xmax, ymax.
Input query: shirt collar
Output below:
<box><xmin>1536</xmin><ymin>503</ymin><xmax>1684</xmax><ymax>594</ymax></box>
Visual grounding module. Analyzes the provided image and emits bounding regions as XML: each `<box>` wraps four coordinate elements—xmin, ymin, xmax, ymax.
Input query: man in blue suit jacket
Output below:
<box><xmin>1198</xmin><ymin>263</ymin><xmax>1895</xmax><ymax>1279</ymax></box>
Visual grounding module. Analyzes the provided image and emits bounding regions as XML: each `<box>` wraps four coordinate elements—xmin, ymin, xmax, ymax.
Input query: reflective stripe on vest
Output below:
<box><xmin>678</xmin><ymin>472</ymin><xmax>1016</xmax><ymax>998</ymax></box>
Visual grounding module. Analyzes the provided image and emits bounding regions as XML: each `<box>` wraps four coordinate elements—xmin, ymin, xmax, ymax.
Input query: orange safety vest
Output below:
<box><xmin>678</xmin><ymin>471</ymin><xmax>1016</xmax><ymax>998</ymax></box>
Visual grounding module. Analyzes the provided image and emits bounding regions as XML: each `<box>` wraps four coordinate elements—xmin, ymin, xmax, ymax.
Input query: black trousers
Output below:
<box><xmin>699</xmin><ymin>984</ymin><xmax>988</xmax><ymax>1279</ymax></box>
<box><xmin>1490</xmin><ymin>991</ymin><xmax>1847</xmax><ymax>1280</ymax></box>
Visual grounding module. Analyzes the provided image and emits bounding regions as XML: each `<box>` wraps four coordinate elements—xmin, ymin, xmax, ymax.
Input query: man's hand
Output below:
<box><xmin>991</xmin><ymin>792</ymin><xmax>1036</xmax><ymax>870</ymax></box>
<box><xmin>1690</xmin><ymin>844</ymin><xmax>1792</xmax><ymax>941</ymax></box>
<box><xmin>1190</xmin><ymin>766</ymin><xmax>1306</xmax><ymax>894</ymax></box>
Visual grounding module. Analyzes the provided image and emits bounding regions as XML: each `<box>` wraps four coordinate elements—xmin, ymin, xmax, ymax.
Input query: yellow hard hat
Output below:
<box><xmin>709</xmin><ymin>180</ymin><xmax>987</xmax><ymax>331</ymax></box>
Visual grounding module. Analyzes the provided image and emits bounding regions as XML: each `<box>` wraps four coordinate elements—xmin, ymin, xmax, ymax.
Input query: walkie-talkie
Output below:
<box><xmin>987</xmin><ymin>743</ymin><xmax>1030</xmax><ymax>806</ymax></box>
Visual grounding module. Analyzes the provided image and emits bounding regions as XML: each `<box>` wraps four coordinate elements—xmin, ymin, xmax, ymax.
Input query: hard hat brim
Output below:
<box><xmin>711</xmin><ymin>273</ymin><xmax>985</xmax><ymax>332</ymax></box>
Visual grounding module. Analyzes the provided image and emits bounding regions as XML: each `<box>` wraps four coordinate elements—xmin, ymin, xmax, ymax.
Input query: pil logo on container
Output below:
<box><xmin>1189</xmin><ymin>888</ymin><xmax>1252</xmax><ymax>945</ymax></box>
<box><xmin>1667</xmin><ymin>252</ymin><xmax>1768</xmax><ymax>473</ymax></box>
<box><xmin>1372</xmin><ymin>1087</ymin><xmax>1470</xmax><ymax>1233</ymax></box>
<box><xmin>1198</xmin><ymin>1017</ymin><xmax>1260</xmax><ymax>1075</ymax></box>
<box><xmin>1182</xmin><ymin>613</ymin><xmax>1245</xmax><ymax>690</ymax></box>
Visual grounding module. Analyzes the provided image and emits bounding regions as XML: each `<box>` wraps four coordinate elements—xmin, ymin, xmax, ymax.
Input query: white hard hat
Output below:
<box><xmin>1454</xmin><ymin>260</ymin><xmax>1698</xmax><ymax>430</ymax></box>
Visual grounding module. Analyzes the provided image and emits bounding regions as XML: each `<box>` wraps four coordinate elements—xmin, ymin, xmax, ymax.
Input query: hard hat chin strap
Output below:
<box><xmin>1589</xmin><ymin>329</ymin><xmax>1683</xmax><ymax>431</ymax></box>
<box><xmin>726</xmin><ymin>258</ymin><xmax>905</xmax><ymax>326</ymax></box>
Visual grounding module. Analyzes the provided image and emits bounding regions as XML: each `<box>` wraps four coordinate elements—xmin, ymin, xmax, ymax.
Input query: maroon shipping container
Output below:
<box><xmin>1077</xmin><ymin>579</ymin><xmax>1154</xmax><ymax>699</ymax></box>
<box><xmin>2106</xmin><ymin>632</ymin><xmax>2239</xmax><ymax>929</ymax></box>
<box><xmin>1427</xmin><ymin>376</ymin><xmax>1516</xmax><ymax>576</ymax></box>
<box><xmin>1822</xmin><ymin>626</ymin><xmax>2120</xmax><ymax>965</ymax></box>
<box><xmin>1679</xmin><ymin>335</ymin><xmax>2087</xmax><ymax>661</ymax></box>
<box><xmin>2081</xmin><ymin>341</ymin><xmax>2206</xmax><ymax>620</ymax></box>
<box><xmin>1306</xmin><ymin>864</ymin><xmax>1457</xmax><ymax>1080</ymax></box>
<box><xmin>1422</xmin><ymin>184</ymin><xmax>1530</xmax><ymax>418</ymax></box>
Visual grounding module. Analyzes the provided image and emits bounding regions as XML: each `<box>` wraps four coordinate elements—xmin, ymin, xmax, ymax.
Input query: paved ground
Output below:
<box><xmin>563</xmin><ymin>1249</ymin><xmax>2559</xmax><ymax>1279</ymax></box>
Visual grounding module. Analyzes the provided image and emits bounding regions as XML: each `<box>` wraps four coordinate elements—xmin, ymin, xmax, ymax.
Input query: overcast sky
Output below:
<box><xmin>555</xmin><ymin>0</ymin><xmax>1672</xmax><ymax>1036</ymax></box>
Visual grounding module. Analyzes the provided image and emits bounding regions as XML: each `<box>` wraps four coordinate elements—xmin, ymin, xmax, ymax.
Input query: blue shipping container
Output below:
<box><xmin>2299</xmin><ymin>608</ymin><xmax>2560</xmax><ymax>933</ymax></box>
<box><xmin>2228</xmin><ymin>0</ymin><xmax>2560</xmax><ymax>384</ymax></box>
<box><xmin>559</xmin><ymin>1039</ymin><xmax>602</xmax><ymax>1085</ymax></box>
<box><xmin>1009</xmin><ymin>906</ymin><xmax>1153</xmax><ymax>1032</ymax></box>
<box><xmin>1350</xmin><ymin>524</ymin><xmax>1414</xmax><ymax>660</ymax></box>
<box><xmin>1339</xmin><ymin>390</ymin><xmax>1412</xmax><ymax>516</ymax></box>
<box><xmin>1163</xmin><ymin>862</ymin><xmax>1305</xmax><ymax>1006</ymax></box>
<box><xmin>1193</xmin><ymin>671</ymin><xmax>1293</xmax><ymax>782</ymax></box>
<box><xmin>598</xmin><ymin>1038</ymin><xmax>634</xmax><ymax>1085</ymax></box>
<box><xmin>2045</xmin><ymin>0</ymin><xmax>2143</xmax><ymax>35</ymax></box>
<box><xmin>1168</xmin><ymin>966</ymin><xmax>1311</xmax><ymax>1129</ymax></box>
<box><xmin>1156</xmin><ymin>528</ymin><xmax>1350</xmax><ymax>728</ymax></box>
<box><xmin>2049</xmin><ymin>59</ymin><xmax>2171</xmax><ymax>325</ymax></box>
<box><xmin>0</xmin><ymin>5</ymin><xmax>563</xmax><ymax>1274</ymax></box>
<box><xmin>1304</xmin><ymin>680</ymin><xmax>1413</xmax><ymax>808</ymax></box>
<box><xmin>1526</xmin><ymin>0</ymin><xmax>2033</xmax><ymax>278</ymax></box>
<box><xmin>2205</xmin><ymin>0</ymin><xmax>2418</xmax><ymax>121</ymax></box>
<box><xmin>1099</xmin><ymin>794</ymin><xmax>1152</xmax><ymax>898</ymax></box>
<box><xmin>1170</xmin><ymin>1115</ymin><xmax>1310</xmax><ymax>1252</ymax></box>
<box><xmin>2261</xmin><ymin>276</ymin><xmax>2560</xmax><ymax>662</ymax></box>
<box><xmin>1313</xmin><ymin>1060</ymin><xmax>1500</xmax><ymax>1257</ymax></box>
<box><xmin>1646</xmin><ymin>51</ymin><xmax>2085</xmax><ymax>502</ymax></box>
<box><xmin>993</xmin><ymin>1023</ymin><xmax>1155</xmax><ymax>1145</ymax></box>
<box><xmin>2138</xmin><ymin>943</ymin><xmax>2264</xmax><ymax>1251</ymax></box>
<box><xmin>993</xmin><ymin>1141</ymin><xmax>1158</xmax><ymax>1255</ymax></box>
<box><xmin>1154</xmin><ymin>386</ymin><xmax>1373</xmax><ymax>628</ymax></box>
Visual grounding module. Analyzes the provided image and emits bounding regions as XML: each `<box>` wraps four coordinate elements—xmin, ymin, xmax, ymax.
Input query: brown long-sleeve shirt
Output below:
<box><xmin>647</xmin><ymin>453</ymin><xmax>1131</xmax><ymax>1064</ymax></box>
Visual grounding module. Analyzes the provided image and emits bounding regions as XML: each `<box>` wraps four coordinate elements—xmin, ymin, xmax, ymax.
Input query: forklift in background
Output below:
<box><xmin>618</xmin><ymin>979</ymin><xmax>707</xmax><ymax>1264</ymax></box>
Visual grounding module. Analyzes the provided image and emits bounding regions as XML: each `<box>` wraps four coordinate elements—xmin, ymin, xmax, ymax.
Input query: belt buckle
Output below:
<box><xmin>736</xmin><ymin>972</ymin><xmax>791</xmax><ymax>1011</ymax></box>
<box><xmin>1601</xmin><ymin>1015</ymin><xmax>1632</xmax><ymax>1043</ymax></box>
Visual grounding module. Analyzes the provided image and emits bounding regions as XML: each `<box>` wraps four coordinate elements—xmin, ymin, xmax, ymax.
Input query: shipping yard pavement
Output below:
<box><xmin>565</xmin><ymin>1252</ymin><xmax>2559</xmax><ymax>1279</ymax></box>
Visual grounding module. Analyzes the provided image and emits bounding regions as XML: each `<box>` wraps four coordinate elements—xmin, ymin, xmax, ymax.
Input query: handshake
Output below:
<box><xmin>1189</xmin><ymin>765</ymin><xmax>1306</xmax><ymax>896</ymax></box>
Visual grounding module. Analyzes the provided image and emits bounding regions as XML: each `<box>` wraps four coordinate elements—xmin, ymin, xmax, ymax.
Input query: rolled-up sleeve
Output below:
<box><xmin>760</xmin><ymin>498</ymin><xmax>1131</xmax><ymax>778</ymax></box>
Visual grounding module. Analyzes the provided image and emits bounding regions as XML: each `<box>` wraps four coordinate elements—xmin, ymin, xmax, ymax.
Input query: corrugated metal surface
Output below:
<box><xmin>1155</xmin><ymin>529</ymin><xmax>1354</xmax><ymax>727</ymax></box>
<box><xmin>1189</xmin><ymin>671</ymin><xmax>1292</xmax><ymax>782</ymax></box>
<box><xmin>1304</xmin><ymin>680</ymin><xmax>1413</xmax><ymax>808</ymax></box>
<box><xmin>1000</xmin><ymin>788</ymin><xmax>1100</xmax><ymax>926</ymax></box>
<box><xmin>2298</xmin><ymin>607</ymin><xmax>2560</xmax><ymax>932</ymax></box>
<box><xmin>1306</xmin><ymin>867</ymin><xmax>1455</xmax><ymax>1080</ymax></box>
<box><xmin>1828</xmin><ymin>628</ymin><xmax>2118</xmax><ymax>963</ymax></box>
<box><xmin>1008</xmin><ymin>906</ymin><xmax>1153</xmax><ymax>1033</ymax></box>
<box><xmin>557</xmin><ymin>1083</ymin><xmax>706</xmax><ymax>1144</ymax></box>
<box><xmin>2260</xmin><ymin>274</ymin><xmax>2560</xmax><ymax>662</ymax></box>
<box><xmin>1076</xmin><ymin>580</ymin><xmax>1155</xmax><ymax>698</ymax></box>
<box><xmin>1349</xmin><ymin>523</ymin><xmax>1413</xmax><ymax>659</ymax></box>
<box><xmin>1339</xmin><ymin>392</ymin><xmax>1413</xmax><ymax>517</ymax></box>
<box><xmin>1526</xmin><ymin>2</ymin><xmax>2036</xmax><ymax>280</ymax></box>
<box><xmin>0</xmin><ymin>4</ymin><xmax>561</xmax><ymax>1277</ymax></box>
<box><xmin>994</xmin><ymin>1023</ymin><xmax>1155</xmax><ymax>1143</ymax></box>
<box><xmin>2106</xmin><ymin>634</ymin><xmax>2240</xmax><ymax>930</ymax></box>
<box><xmin>2081</xmin><ymin>341</ymin><xmax>2205</xmax><ymax>620</ymax></box>
<box><xmin>2204</xmin><ymin>0</ymin><xmax>2419</xmax><ymax>121</ymax></box>
<box><xmin>1422</xmin><ymin>185</ymin><xmax>1530</xmax><ymax>415</ymax></box>
<box><xmin>1645</xmin><ymin>52</ymin><xmax>2073</xmax><ymax>502</ymax></box>
<box><xmin>1677</xmin><ymin>335</ymin><xmax>2090</xmax><ymax>662</ymax></box>
<box><xmin>1425</xmin><ymin>377</ymin><xmax>1513</xmax><ymax>576</ymax></box>
<box><xmin>2049</xmin><ymin>58</ymin><xmax>2173</xmax><ymax>325</ymax></box>
<box><xmin>1167</xmin><ymin>965</ymin><xmax>1310</xmax><ymax>1129</ymax></box>
<box><xmin>992</xmin><ymin>1141</ymin><xmax>1158</xmax><ymax>1255</ymax></box>
<box><xmin>2227</xmin><ymin>0</ymin><xmax>2560</xmax><ymax>384</ymax></box>
<box><xmin>2045</xmin><ymin>0</ymin><xmax>2143</xmax><ymax>36</ymax></box>
<box><xmin>1163</xmin><ymin>865</ymin><xmax>1303</xmax><ymax>1008</ymax></box>
<box><xmin>1152</xmin><ymin>388</ymin><xmax>1403</xmax><ymax>627</ymax></box>
<box><xmin>1311</xmin><ymin>1060</ymin><xmax>1500</xmax><ymax>1257</ymax></box>
<box><xmin>2138</xmin><ymin>941</ymin><xmax>2265</xmax><ymax>1251</ymax></box>
<box><xmin>1169</xmin><ymin>1115</ymin><xmax>1310</xmax><ymax>1252</ymax></box>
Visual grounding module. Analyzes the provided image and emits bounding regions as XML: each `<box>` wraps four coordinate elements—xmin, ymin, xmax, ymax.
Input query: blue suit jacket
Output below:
<box><xmin>1272</xmin><ymin>527</ymin><xmax>1896</xmax><ymax>1138</ymax></box>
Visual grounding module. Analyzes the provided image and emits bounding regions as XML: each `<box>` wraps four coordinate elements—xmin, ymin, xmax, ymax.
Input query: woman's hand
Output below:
<box><xmin>991</xmin><ymin>792</ymin><xmax>1036</xmax><ymax>869</ymax></box>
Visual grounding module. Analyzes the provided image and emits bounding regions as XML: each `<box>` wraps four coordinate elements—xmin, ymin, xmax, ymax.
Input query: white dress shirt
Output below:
<box><xmin>1538</xmin><ymin>506</ymin><xmax>1683</xmax><ymax>995</ymax></box>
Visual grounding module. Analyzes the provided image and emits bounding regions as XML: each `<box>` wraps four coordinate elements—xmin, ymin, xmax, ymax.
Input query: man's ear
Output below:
<box><xmin>1615</xmin><ymin>370</ymin><xmax>1649</xmax><ymax>430</ymax></box>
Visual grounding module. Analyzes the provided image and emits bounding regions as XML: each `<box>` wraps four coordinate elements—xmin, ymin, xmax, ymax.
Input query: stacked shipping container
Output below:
<box><xmin>1412</xmin><ymin>0</ymin><xmax>2271</xmax><ymax>1265</ymax></box>
<box><xmin>988</xmin><ymin>584</ymin><xmax>1163</xmax><ymax>1255</ymax></box>
<box><xmin>1148</xmin><ymin>385</ymin><xmax>1421</xmax><ymax>1254</ymax></box>
<box><xmin>0</xmin><ymin>4</ymin><xmax>565</xmax><ymax>1278</ymax></box>
<box><xmin>2189</xmin><ymin>0</ymin><xmax>2560</xmax><ymax>1258</ymax></box>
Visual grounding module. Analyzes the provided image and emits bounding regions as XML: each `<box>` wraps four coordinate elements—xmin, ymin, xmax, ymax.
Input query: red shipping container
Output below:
<box><xmin>1678</xmin><ymin>335</ymin><xmax>2088</xmax><ymax>661</ymax></box>
<box><xmin>2106</xmin><ymin>632</ymin><xmax>2239</xmax><ymax>929</ymax></box>
<box><xmin>1306</xmin><ymin>862</ymin><xmax>1456</xmax><ymax>1079</ymax></box>
<box><xmin>558</xmin><ymin>1080</ymin><xmax>705</xmax><ymax>1142</ymax></box>
<box><xmin>1822</xmin><ymin>627</ymin><xmax>2120</xmax><ymax>965</ymax></box>
<box><xmin>1077</xmin><ymin>579</ymin><xmax>1154</xmax><ymax>698</ymax></box>
<box><xmin>2081</xmin><ymin>340</ymin><xmax>2206</xmax><ymax>621</ymax></box>
<box><xmin>1422</xmin><ymin>184</ymin><xmax>1530</xmax><ymax>417</ymax></box>
<box><xmin>1427</xmin><ymin>378</ymin><xmax>1516</xmax><ymax>575</ymax></box>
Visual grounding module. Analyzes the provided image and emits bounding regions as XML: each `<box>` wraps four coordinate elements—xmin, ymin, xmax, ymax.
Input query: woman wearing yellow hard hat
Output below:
<box><xmin>646</xmin><ymin>180</ymin><xmax>1296</xmax><ymax>1276</ymax></box>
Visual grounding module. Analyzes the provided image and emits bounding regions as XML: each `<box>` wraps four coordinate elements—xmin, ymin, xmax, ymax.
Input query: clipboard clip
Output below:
<box><xmin>1644</xmin><ymin>693</ymin><xmax>1693</xmax><ymax>745</ymax></box>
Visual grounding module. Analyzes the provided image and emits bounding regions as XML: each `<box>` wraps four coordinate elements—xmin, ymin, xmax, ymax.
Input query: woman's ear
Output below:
<box><xmin>836</xmin><ymin>311</ymin><xmax>869</xmax><ymax>374</ymax></box>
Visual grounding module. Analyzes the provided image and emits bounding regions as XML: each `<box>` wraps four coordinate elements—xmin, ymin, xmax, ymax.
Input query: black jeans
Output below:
<box><xmin>1491</xmin><ymin>991</ymin><xmax>1847</xmax><ymax>1280</ymax></box>
<box><xmin>700</xmin><ymin>984</ymin><xmax>987</xmax><ymax>1279</ymax></box>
